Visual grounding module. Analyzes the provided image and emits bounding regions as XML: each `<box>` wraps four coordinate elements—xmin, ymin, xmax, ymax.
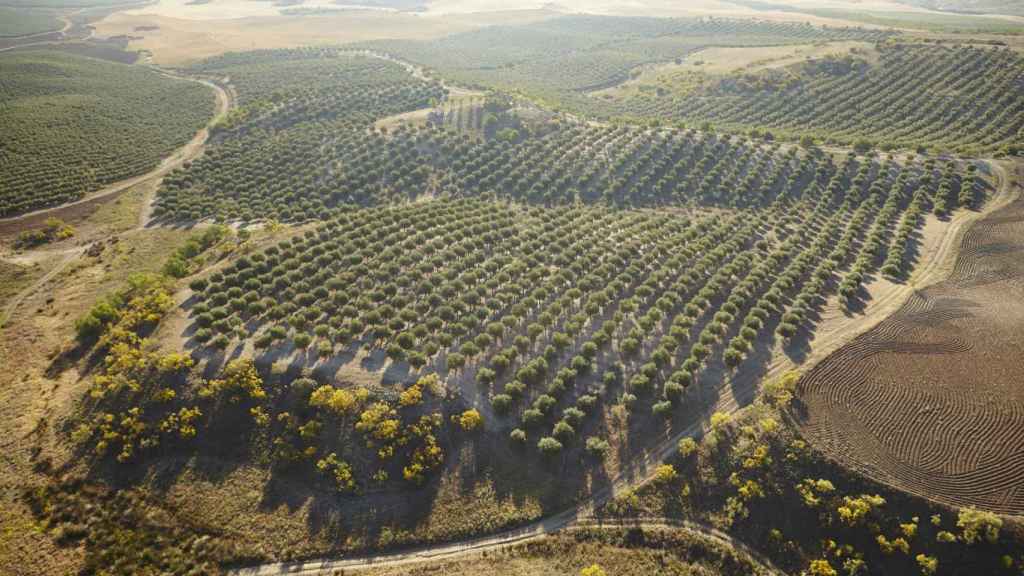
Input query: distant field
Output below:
<box><xmin>0</xmin><ymin>7</ymin><xmax>62</xmax><ymax>37</ymax></box>
<box><xmin>92</xmin><ymin>8</ymin><xmax>556</xmax><ymax>66</ymax></box>
<box><xmin>896</xmin><ymin>0</ymin><xmax>1024</xmax><ymax>17</ymax></box>
<box><xmin>730</xmin><ymin>0</ymin><xmax>1024</xmax><ymax>32</ymax></box>
<box><xmin>0</xmin><ymin>0</ymin><xmax>138</xmax><ymax>6</ymax></box>
<box><xmin>357</xmin><ymin>15</ymin><xmax>894</xmax><ymax>102</ymax></box>
<box><xmin>0</xmin><ymin>50</ymin><xmax>215</xmax><ymax>217</ymax></box>
<box><xmin>357</xmin><ymin>16</ymin><xmax>1021</xmax><ymax>154</ymax></box>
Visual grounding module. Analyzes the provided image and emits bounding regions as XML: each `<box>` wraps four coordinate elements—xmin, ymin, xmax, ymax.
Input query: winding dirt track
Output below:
<box><xmin>797</xmin><ymin>161</ymin><xmax>1024</xmax><ymax>515</ymax></box>
<box><xmin>0</xmin><ymin>248</ymin><xmax>83</xmax><ymax>326</ymax></box>
<box><xmin>231</xmin><ymin>516</ymin><xmax>784</xmax><ymax>576</ymax></box>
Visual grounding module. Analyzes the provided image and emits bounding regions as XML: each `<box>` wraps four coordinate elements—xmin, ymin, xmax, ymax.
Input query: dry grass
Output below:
<box><xmin>93</xmin><ymin>9</ymin><xmax>558</xmax><ymax>66</ymax></box>
<box><xmin>0</xmin><ymin>259</ymin><xmax>46</xmax><ymax>325</ymax></box>
<box><xmin>151</xmin><ymin>441</ymin><xmax>550</xmax><ymax>564</ymax></box>
<box><xmin>0</xmin><ymin>504</ymin><xmax>83</xmax><ymax>576</ymax></box>
<box><xmin>360</xmin><ymin>528</ymin><xmax>742</xmax><ymax>576</ymax></box>
<box><xmin>689</xmin><ymin>41</ymin><xmax>876</xmax><ymax>74</ymax></box>
<box><xmin>0</xmin><ymin>225</ymin><xmax>191</xmax><ymax>575</ymax></box>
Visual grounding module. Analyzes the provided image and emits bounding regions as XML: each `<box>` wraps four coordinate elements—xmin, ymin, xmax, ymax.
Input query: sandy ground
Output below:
<box><xmin>693</xmin><ymin>41</ymin><xmax>876</xmax><ymax>74</ymax></box>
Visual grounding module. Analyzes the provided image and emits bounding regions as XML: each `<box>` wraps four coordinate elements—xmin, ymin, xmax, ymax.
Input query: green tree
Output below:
<box><xmin>537</xmin><ymin>436</ymin><xmax>563</xmax><ymax>456</ymax></box>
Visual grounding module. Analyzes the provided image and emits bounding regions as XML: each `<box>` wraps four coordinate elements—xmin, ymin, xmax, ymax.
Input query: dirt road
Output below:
<box><xmin>0</xmin><ymin>247</ymin><xmax>83</xmax><ymax>327</ymax></box>
<box><xmin>231</xmin><ymin>515</ymin><xmax>783</xmax><ymax>576</ymax></box>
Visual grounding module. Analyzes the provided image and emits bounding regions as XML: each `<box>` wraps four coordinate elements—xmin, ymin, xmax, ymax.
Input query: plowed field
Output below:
<box><xmin>797</xmin><ymin>162</ymin><xmax>1024</xmax><ymax>515</ymax></box>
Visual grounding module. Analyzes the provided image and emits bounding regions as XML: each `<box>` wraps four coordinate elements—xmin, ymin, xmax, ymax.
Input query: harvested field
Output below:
<box><xmin>796</xmin><ymin>161</ymin><xmax>1024</xmax><ymax>515</ymax></box>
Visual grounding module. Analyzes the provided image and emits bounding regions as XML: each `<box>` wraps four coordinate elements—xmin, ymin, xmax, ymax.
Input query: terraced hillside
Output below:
<box><xmin>0</xmin><ymin>50</ymin><xmax>215</xmax><ymax>217</ymax></box>
<box><xmin>797</xmin><ymin>163</ymin><xmax>1024</xmax><ymax>515</ymax></box>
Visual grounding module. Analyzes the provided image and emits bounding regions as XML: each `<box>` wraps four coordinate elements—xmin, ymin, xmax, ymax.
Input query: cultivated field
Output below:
<box><xmin>2</xmin><ymin>5</ymin><xmax>1024</xmax><ymax>576</ymax></box>
<box><xmin>363</xmin><ymin>17</ymin><xmax>1022</xmax><ymax>155</ymax></box>
<box><xmin>0</xmin><ymin>7</ymin><xmax>63</xmax><ymax>37</ymax></box>
<box><xmin>797</xmin><ymin>163</ymin><xmax>1024</xmax><ymax>515</ymax></box>
<box><xmin>0</xmin><ymin>49</ymin><xmax>215</xmax><ymax>217</ymax></box>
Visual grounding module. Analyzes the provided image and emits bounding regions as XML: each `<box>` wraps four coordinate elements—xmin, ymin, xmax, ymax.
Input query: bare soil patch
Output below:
<box><xmin>796</xmin><ymin>161</ymin><xmax>1024</xmax><ymax>515</ymax></box>
<box><xmin>93</xmin><ymin>8</ymin><xmax>557</xmax><ymax>65</ymax></box>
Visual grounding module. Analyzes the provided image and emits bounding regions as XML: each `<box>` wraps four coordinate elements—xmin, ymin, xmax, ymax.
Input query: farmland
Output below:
<box><xmin>0</xmin><ymin>49</ymin><xmax>215</xmax><ymax>217</ymax></box>
<box><xmin>2</xmin><ymin>5</ymin><xmax>1024</xmax><ymax>576</ymax></box>
<box><xmin>0</xmin><ymin>7</ymin><xmax>62</xmax><ymax>37</ymax></box>
<box><xmin>153</xmin><ymin>49</ymin><xmax>447</xmax><ymax>221</ymax></box>
<box><xmin>797</xmin><ymin>163</ymin><xmax>1024</xmax><ymax>515</ymax></box>
<box><xmin>595</xmin><ymin>43</ymin><xmax>1024</xmax><ymax>155</ymax></box>
<box><xmin>357</xmin><ymin>15</ymin><xmax>894</xmax><ymax>104</ymax></box>
<box><xmin>358</xmin><ymin>15</ymin><xmax>1022</xmax><ymax>155</ymax></box>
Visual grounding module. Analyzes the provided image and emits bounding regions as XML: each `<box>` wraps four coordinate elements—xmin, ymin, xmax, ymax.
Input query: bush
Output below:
<box><xmin>563</xmin><ymin>406</ymin><xmax>585</xmax><ymax>426</ymax></box>
<box><xmin>629</xmin><ymin>373</ymin><xmax>652</xmax><ymax>393</ymax></box>
<box><xmin>453</xmin><ymin>409</ymin><xmax>484</xmax><ymax>431</ymax></box>
<box><xmin>958</xmin><ymin>507</ymin><xmax>1002</xmax><ymax>544</ymax></box>
<box><xmin>653</xmin><ymin>463</ymin><xmax>677</xmax><ymax>485</ymax></box>
<box><xmin>652</xmin><ymin>400</ymin><xmax>673</xmax><ymax>418</ymax></box>
<box><xmin>522</xmin><ymin>408</ymin><xmax>544</xmax><ymax>427</ymax></box>
<box><xmin>74</xmin><ymin>314</ymin><xmax>104</xmax><ymax>343</ymax></box>
<box><xmin>534</xmin><ymin>394</ymin><xmax>556</xmax><ymax>414</ymax></box>
<box><xmin>293</xmin><ymin>333</ymin><xmax>313</xmax><ymax>349</ymax></box>
<box><xmin>447</xmin><ymin>352</ymin><xmax>466</xmax><ymax>370</ymax></box>
<box><xmin>585</xmin><ymin>436</ymin><xmax>610</xmax><ymax>459</ymax></box>
<box><xmin>678</xmin><ymin>437</ymin><xmax>698</xmax><ymax>457</ymax></box>
<box><xmin>537</xmin><ymin>436</ymin><xmax>563</xmax><ymax>456</ymax></box>
<box><xmin>553</xmin><ymin>420</ymin><xmax>575</xmax><ymax>441</ymax></box>
<box><xmin>491</xmin><ymin>394</ymin><xmax>513</xmax><ymax>414</ymax></box>
<box><xmin>723</xmin><ymin>347</ymin><xmax>744</xmax><ymax>368</ymax></box>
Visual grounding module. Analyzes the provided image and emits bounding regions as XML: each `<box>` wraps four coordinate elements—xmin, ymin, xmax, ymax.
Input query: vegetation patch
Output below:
<box><xmin>13</xmin><ymin>217</ymin><xmax>74</xmax><ymax>250</ymax></box>
<box><xmin>363</xmin><ymin>527</ymin><xmax>773</xmax><ymax>575</ymax></box>
<box><xmin>0</xmin><ymin>7</ymin><xmax>62</xmax><ymax>37</ymax></box>
<box><xmin>596</xmin><ymin>373</ymin><xmax>1024</xmax><ymax>576</ymax></box>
